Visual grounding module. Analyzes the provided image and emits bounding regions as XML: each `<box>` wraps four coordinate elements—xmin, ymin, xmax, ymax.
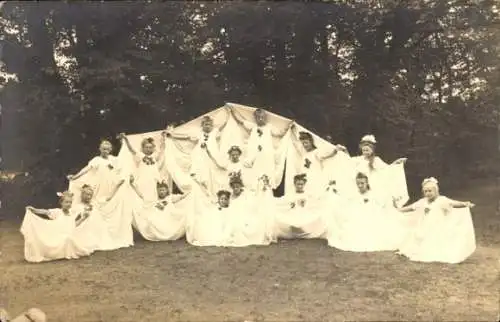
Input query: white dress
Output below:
<box><xmin>71</xmin><ymin>202</ymin><xmax>117</xmax><ymax>251</ymax></box>
<box><xmin>69</xmin><ymin>155</ymin><xmax>124</xmax><ymax>203</ymax></box>
<box><xmin>300</xmin><ymin>149</ymin><xmax>330</xmax><ymax>194</ymax></box>
<box><xmin>133</xmin><ymin>152</ymin><xmax>163</xmax><ymax>202</ymax></box>
<box><xmin>20</xmin><ymin>208</ymin><xmax>95</xmax><ymax>262</ymax></box>
<box><xmin>190</xmin><ymin>129</ymin><xmax>221</xmax><ymax>196</ymax></box>
<box><xmin>273</xmin><ymin>191</ymin><xmax>329</xmax><ymax>239</ymax></box>
<box><xmin>327</xmin><ymin>190</ymin><xmax>409</xmax><ymax>252</ymax></box>
<box><xmin>398</xmin><ymin>196</ymin><xmax>476</xmax><ymax>263</ymax></box>
<box><xmin>132</xmin><ymin>195</ymin><xmax>187</xmax><ymax>241</ymax></box>
<box><xmin>223</xmin><ymin>191</ymin><xmax>272</xmax><ymax>247</ymax></box>
<box><xmin>350</xmin><ymin>156</ymin><xmax>408</xmax><ymax>206</ymax></box>
<box><xmin>245</xmin><ymin>125</ymin><xmax>278</xmax><ymax>188</ymax></box>
<box><xmin>185</xmin><ymin>185</ymin><xmax>229</xmax><ymax>247</ymax></box>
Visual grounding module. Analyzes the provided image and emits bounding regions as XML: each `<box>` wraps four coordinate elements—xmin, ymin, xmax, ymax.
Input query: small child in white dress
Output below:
<box><xmin>130</xmin><ymin>177</ymin><xmax>189</xmax><ymax>241</ymax></box>
<box><xmin>397</xmin><ymin>177</ymin><xmax>476</xmax><ymax>264</ymax></box>
<box><xmin>20</xmin><ymin>191</ymin><xmax>95</xmax><ymax>262</ymax></box>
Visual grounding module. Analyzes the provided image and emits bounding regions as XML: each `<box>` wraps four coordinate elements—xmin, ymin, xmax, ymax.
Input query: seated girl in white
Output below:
<box><xmin>20</xmin><ymin>191</ymin><xmax>94</xmax><ymax>263</ymax></box>
<box><xmin>167</xmin><ymin>112</ymin><xmax>229</xmax><ymax>195</ymax></box>
<box><xmin>188</xmin><ymin>189</ymin><xmax>232</xmax><ymax>247</ymax></box>
<box><xmin>130</xmin><ymin>177</ymin><xmax>189</xmax><ymax>242</ymax></box>
<box><xmin>70</xmin><ymin>184</ymin><xmax>118</xmax><ymax>251</ymax></box>
<box><xmin>230</xmin><ymin>107</ymin><xmax>293</xmax><ymax>189</ymax></box>
<box><xmin>223</xmin><ymin>173</ymin><xmax>273</xmax><ymax>247</ymax></box>
<box><xmin>346</xmin><ymin>134</ymin><xmax>408</xmax><ymax>205</ymax></box>
<box><xmin>273</xmin><ymin>174</ymin><xmax>329</xmax><ymax>240</ymax></box>
<box><xmin>397</xmin><ymin>177</ymin><xmax>476</xmax><ymax>264</ymax></box>
<box><xmin>67</xmin><ymin>140</ymin><xmax>125</xmax><ymax>204</ymax></box>
<box><xmin>290</xmin><ymin>127</ymin><xmax>345</xmax><ymax>194</ymax></box>
<box><xmin>120</xmin><ymin>132</ymin><xmax>167</xmax><ymax>202</ymax></box>
<box><xmin>327</xmin><ymin>172</ymin><xmax>409</xmax><ymax>252</ymax></box>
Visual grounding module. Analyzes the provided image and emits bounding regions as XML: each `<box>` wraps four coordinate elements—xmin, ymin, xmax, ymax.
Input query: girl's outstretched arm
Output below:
<box><xmin>205</xmin><ymin>147</ymin><xmax>226</xmax><ymax>170</ymax></box>
<box><xmin>172</xmin><ymin>192</ymin><xmax>190</xmax><ymax>203</ymax></box>
<box><xmin>106</xmin><ymin>179</ymin><xmax>125</xmax><ymax>202</ymax></box>
<box><xmin>129</xmin><ymin>176</ymin><xmax>144</xmax><ymax>200</ymax></box>
<box><xmin>230</xmin><ymin>108</ymin><xmax>253</xmax><ymax>133</ymax></box>
<box><xmin>272</xmin><ymin>120</ymin><xmax>294</xmax><ymax>138</ymax></box>
<box><xmin>26</xmin><ymin>206</ymin><xmax>52</xmax><ymax>219</ymax></box>
<box><xmin>448</xmin><ymin>199</ymin><xmax>475</xmax><ymax>209</ymax></box>
<box><xmin>68</xmin><ymin>165</ymin><xmax>92</xmax><ymax>181</ymax></box>
<box><xmin>218</xmin><ymin>107</ymin><xmax>230</xmax><ymax>132</ymax></box>
<box><xmin>119</xmin><ymin>133</ymin><xmax>137</xmax><ymax>155</ymax></box>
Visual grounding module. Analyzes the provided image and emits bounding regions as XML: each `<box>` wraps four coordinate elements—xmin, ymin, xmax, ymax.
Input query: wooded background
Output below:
<box><xmin>1</xmin><ymin>0</ymin><xmax>499</xmax><ymax>211</ymax></box>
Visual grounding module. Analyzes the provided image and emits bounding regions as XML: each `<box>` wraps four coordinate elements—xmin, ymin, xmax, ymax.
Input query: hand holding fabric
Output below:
<box><xmin>393</xmin><ymin>157</ymin><xmax>407</xmax><ymax>165</ymax></box>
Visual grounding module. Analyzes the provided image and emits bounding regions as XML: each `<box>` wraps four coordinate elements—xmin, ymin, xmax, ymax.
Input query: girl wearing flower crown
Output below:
<box><xmin>396</xmin><ymin>177</ymin><xmax>476</xmax><ymax>264</ymax></box>
<box><xmin>119</xmin><ymin>131</ymin><xmax>168</xmax><ymax>202</ymax></box>
<box><xmin>230</xmin><ymin>106</ymin><xmax>293</xmax><ymax>189</ymax></box>
<box><xmin>345</xmin><ymin>134</ymin><xmax>408</xmax><ymax>205</ymax></box>
<box><xmin>67</xmin><ymin>140</ymin><xmax>126</xmax><ymax>204</ymax></box>
<box><xmin>130</xmin><ymin>177</ymin><xmax>190</xmax><ymax>242</ymax></box>
<box><xmin>166</xmin><ymin>110</ymin><xmax>230</xmax><ymax>196</ymax></box>
<box><xmin>21</xmin><ymin>191</ymin><xmax>95</xmax><ymax>262</ymax></box>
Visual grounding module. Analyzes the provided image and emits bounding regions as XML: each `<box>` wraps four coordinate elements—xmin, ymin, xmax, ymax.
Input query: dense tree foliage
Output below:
<box><xmin>1</xmin><ymin>0</ymin><xmax>499</xmax><ymax>209</ymax></box>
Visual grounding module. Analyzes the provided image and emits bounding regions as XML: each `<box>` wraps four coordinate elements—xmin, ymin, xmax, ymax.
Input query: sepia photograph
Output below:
<box><xmin>1</xmin><ymin>1</ymin><xmax>499</xmax><ymax>321</ymax></box>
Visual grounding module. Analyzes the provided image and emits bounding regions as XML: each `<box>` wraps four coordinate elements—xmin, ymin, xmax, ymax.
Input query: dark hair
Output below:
<box><xmin>227</xmin><ymin>145</ymin><xmax>242</xmax><ymax>155</ymax></box>
<box><xmin>217</xmin><ymin>190</ymin><xmax>231</xmax><ymax>198</ymax></box>
<box><xmin>81</xmin><ymin>184</ymin><xmax>93</xmax><ymax>192</ymax></box>
<box><xmin>229</xmin><ymin>172</ymin><xmax>244</xmax><ymax>187</ymax></box>
<box><xmin>141</xmin><ymin>137</ymin><xmax>155</xmax><ymax>147</ymax></box>
<box><xmin>355</xmin><ymin>172</ymin><xmax>370</xmax><ymax>190</ymax></box>
<box><xmin>298</xmin><ymin>131</ymin><xmax>317</xmax><ymax>149</ymax></box>
<box><xmin>156</xmin><ymin>180</ymin><xmax>169</xmax><ymax>190</ymax></box>
<box><xmin>293</xmin><ymin>173</ymin><xmax>307</xmax><ymax>184</ymax></box>
<box><xmin>201</xmin><ymin>115</ymin><xmax>213</xmax><ymax>124</ymax></box>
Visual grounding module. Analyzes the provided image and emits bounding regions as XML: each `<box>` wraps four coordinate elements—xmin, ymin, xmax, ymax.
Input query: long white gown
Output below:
<box><xmin>299</xmin><ymin>148</ymin><xmax>332</xmax><ymax>194</ymax></box>
<box><xmin>273</xmin><ymin>191</ymin><xmax>329</xmax><ymax>239</ymax></box>
<box><xmin>398</xmin><ymin>196</ymin><xmax>476</xmax><ymax>263</ymax></box>
<box><xmin>68</xmin><ymin>155</ymin><xmax>124</xmax><ymax>203</ymax></box>
<box><xmin>133</xmin><ymin>152</ymin><xmax>164</xmax><ymax>202</ymax></box>
<box><xmin>186</xmin><ymin>185</ymin><xmax>230</xmax><ymax>247</ymax></box>
<box><xmin>245</xmin><ymin>124</ymin><xmax>278</xmax><ymax>188</ymax></box>
<box><xmin>20</xmin><ymin>208</ymin><xmax>95</xmax><ymax>262</ymax></box>
<box><xmin>190</xmin><ymin>129</ymin><xmax>221</xmax><ymax>196</ymax></box>
<box><xmin>132</xmin><ymin>194</ymin><xmax>188</xmax><ymax>242</ymax></box>
<box><xmin>71</xmin><ymin>202</ymin><xmax>117</xmax><ymax>251</ymax></box>
<box><xmin>223</xmin><ymin>191</ymin><xmax>273</xmax><ymax>247</ymax></box>
<box><xmin>350</xmin><ymin>156</ymin><xmax>409</xmax><ymax>206</ymax></box>
<box><xmin>327</xmin><ymin>190</ymin><xmax>410</xmax><ymax>252</ymax></box>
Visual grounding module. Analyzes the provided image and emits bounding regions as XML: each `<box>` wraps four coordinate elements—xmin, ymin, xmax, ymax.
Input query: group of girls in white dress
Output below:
<box><xmin>20</xmin><ymin>106</ymin><xmax>477</xmax><ymax>265</ymax></box>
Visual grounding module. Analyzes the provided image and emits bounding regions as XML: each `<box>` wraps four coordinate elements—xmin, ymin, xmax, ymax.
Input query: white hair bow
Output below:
<box><xmin>361</xmin><ymin>134</ymin><xmax>377</xmax><ymax>144</ymax></box>
<box><xmin>422</xmin><ymin>177</ymin><xmax>439</xmax><ymax>186</ymax></box>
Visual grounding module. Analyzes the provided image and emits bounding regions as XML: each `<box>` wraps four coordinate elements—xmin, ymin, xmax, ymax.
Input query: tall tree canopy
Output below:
<box><xmin>1</xmin><ymin>0</ymin><xmax>499</xmax><ymax>207</ymax></box>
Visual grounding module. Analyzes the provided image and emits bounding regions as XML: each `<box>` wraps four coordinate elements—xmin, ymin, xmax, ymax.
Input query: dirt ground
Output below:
<box><xmin>1</xmin><ymin>180</ymin><xmax>499</xmax><ymax>322</ymax></box>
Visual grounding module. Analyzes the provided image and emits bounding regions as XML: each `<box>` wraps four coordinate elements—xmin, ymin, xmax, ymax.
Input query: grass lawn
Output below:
<box><xmin>1</xmin><ymin>179</ymin><xmax>499</xmax><ymax>321</ymax></box>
